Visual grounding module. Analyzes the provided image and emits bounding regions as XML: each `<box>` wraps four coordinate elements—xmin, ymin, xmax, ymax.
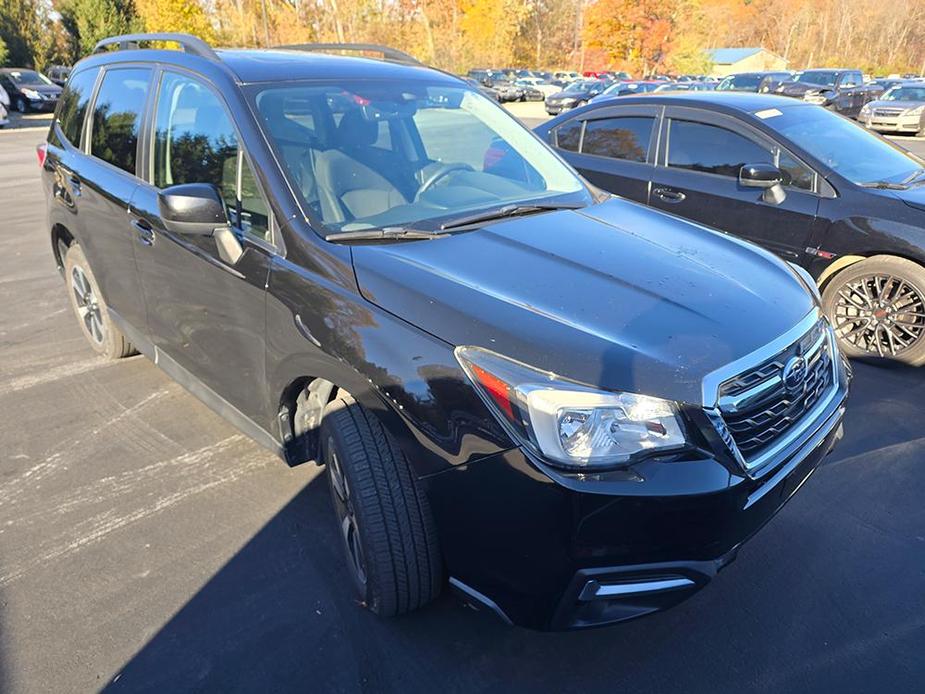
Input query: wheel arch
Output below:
<box><xmin>817</xmin><ymin>252</ymin><xmax>925</xmax><ymax>291</ymax></box>
<box><xmin>51</xmin><ymin>223</ymin><xmax>76</xmax><ymax>276</ymax></box>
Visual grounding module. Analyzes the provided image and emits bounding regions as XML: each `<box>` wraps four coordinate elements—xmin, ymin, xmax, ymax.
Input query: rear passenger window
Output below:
<box><xmin>153</xmin><ymin>71</ymin><xmax>271</xmax><ymax>242</ymax></box>
<box><xmin>56</xmin><ymin>68</ymin><xmax>99</xmax><ymax>147</ymax></box>
<box><xmin>581</xmin><ymin>117</ymin><xmax>653</xmax><ymax>162</ymax></box>
<box><xmin>90</xmin><ymin>68</ymin><xmax>151</xmax><ymax>174</ymax></box>
<box><xmin>554</xmin><ymin>121</ymin><xmax>581</xmax><ymax>151</ymax></box>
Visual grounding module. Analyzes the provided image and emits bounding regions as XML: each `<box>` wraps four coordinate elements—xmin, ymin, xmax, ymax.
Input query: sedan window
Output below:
<box><xmin>581</xmin><ymin>117</ymin><xmax>653</xmax><ymax>162</ymax></box>
<box><xmin>667</xmin><ymin>119</ymin><xmax>813</xmax><ymax>190</ymax></box>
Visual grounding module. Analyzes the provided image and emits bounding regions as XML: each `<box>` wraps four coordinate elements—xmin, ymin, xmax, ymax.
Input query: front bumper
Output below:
<box><xmin>428</xmin><ymin>353</ymin><xmax>849</xmax><ymax>630</ymax></box>
<box><xmin>545</xmin><ymin>102</ymin><xmax>574</xmax><ymax>115</ymax></box>
<box><xmin>862</xmin><ymin>114</ymin><xmax>922</xmax><ymax>132</ymax></box>
<box><xmin>26</xmin><ymin>97</ymin><xmax>57</xmax><ymax>112</ymax></box>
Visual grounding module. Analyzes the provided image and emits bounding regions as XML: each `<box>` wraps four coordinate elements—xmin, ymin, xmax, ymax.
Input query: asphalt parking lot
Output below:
<box><xmin>1</xmin><ymin>122</ymin><xmax>924</xmax><ymax>693</ymax></box>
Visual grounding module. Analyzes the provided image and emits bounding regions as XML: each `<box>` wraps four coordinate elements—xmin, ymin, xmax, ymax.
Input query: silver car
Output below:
<box><xmin>859</xmin><ymin>82</ymin><xmax>925</xmax><ymax>135</ymax></box>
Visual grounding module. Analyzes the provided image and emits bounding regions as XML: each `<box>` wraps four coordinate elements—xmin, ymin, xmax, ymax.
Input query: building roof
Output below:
<box><xmin>707</xmin><ymin>47</ymin><xmax>774</xmax><ymax>65</ymax></box>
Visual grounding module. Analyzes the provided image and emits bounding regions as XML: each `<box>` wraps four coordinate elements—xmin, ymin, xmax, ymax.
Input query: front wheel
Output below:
<box><xmin>822</xmin><ymin>255</ymin><xmax>925</xmax><ymax>365</ymax></box>
<box><xmin>320</xmin><ymin>393</ymin><xmax>442</xmax><ymax>616</ymax></box>
<box><xmin>14</xmin><ymin>96</ymin><xmax>28</xmax><ymax>113</ymax></box>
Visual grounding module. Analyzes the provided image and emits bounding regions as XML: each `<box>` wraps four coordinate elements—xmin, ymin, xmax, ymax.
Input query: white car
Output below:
<box><xmin>0</xmin><ymin>85</ymin><xmax>9</xmax><ymax>128</ymax></box>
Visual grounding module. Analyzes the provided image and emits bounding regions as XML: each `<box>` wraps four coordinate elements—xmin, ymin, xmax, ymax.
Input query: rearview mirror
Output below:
<box><xmin>158</xmin><ymin>183</ymin><xmax>228</xmax><ymax>236</ymax></box>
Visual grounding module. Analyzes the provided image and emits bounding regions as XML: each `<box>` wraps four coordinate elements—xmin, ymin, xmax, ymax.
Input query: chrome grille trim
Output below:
<box><xmin>701</xmin><ymin>308</ymin><xmax>842</xmax><ymax>473</ymax></box>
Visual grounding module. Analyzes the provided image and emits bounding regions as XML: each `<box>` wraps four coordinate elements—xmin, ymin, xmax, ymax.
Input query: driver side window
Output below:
<box><xmin>153</xmin><ymin>72</ymin><xmax>271</xmax><ymax>242</ymax></box>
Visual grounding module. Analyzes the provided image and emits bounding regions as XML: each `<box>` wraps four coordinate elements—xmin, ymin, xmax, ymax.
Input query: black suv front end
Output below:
<box><xmin>426</xmin><ymin>309</ymin><xmax>849</xmax><ymax>629</ymax></box>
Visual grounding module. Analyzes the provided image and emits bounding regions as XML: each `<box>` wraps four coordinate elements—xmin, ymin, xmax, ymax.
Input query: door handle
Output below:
<box><xmin>131</xmin><ymin>218</ymin><xmax>155</xmax><ymax>246</ymax></box>
<box><xmin>68</xmin><ymin>175</ymin><xmax>81</xmax><ymax>197</ymax></box>
<box><xmin>653</xmin><ymin>187</ymin><xmax>686</xmax><ymax>203</ymax></box>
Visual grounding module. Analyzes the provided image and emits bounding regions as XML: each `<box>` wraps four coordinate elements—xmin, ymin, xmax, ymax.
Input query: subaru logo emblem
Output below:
<box><xmin>783</xmin><ymin>356</ymin><xmax>807</xmax><ymax>392</ymax></box>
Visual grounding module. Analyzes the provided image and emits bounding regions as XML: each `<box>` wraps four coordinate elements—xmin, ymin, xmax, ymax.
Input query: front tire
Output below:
<box><xmin>64</xmin><ymin>245</ymin><xmax>135</xmax><ymax>359</ymax></box>
<box><xmin>822</xmin><ymin>255</ymin><xmax>925</xmax><ymax>365</ymax></box>
<box><xmin>14</xmin><ymin>96</ymin><xmax>27</xmax><ymax>113</ymax></box>
<box><xmin>320</xmin><ymin>393</ymin><xmax>442</xmax><ymax>616</ymax></box>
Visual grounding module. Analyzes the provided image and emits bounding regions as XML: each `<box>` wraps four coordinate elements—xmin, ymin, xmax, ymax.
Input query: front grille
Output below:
<box><xmin>874</xmin><ymin>108</ymin><xmax>904</xmax><ymax>117</ymax></box>
<box><xmin>717</xmin><ymin>320</ymin><xmax>835</xmax><ymax>463</ymax></box>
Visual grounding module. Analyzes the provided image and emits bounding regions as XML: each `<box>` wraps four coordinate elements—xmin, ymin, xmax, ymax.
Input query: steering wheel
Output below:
<box><xmin>415</xmin><ymin>162</ymin><xmax>474</xmax><ymax>200</ymax></box>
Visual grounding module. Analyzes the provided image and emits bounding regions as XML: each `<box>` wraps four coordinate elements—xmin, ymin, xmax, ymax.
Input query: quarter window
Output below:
<box><xmin>581</xmin><ymin>116</ymin><xmax>653</xmax><ymax>162</ymax></box>
<box><xmin>153</xmin><ymin>72</ymin><xmax>271</xmax><ymax>242</ymax></box>
<box><xmin>90</xmin><ymin>68</ymin><xmax>152</xmax><ymax>174</ymax></box>
<box><xmin>554</xmin><ymin>120</ymin><xmax>581</xmax><ymax>151</ymax></box>
<box><xmin>56</xmin><ymin>68</ymin><xmax>99</xmax><ymax>147</ymax></box>
<box><xmin>667</xmin><ymin>119</ymin><xmax>813</xmax><ymax>189</ymax></box>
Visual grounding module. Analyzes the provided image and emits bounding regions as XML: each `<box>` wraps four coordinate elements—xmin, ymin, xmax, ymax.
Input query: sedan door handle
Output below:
<box><xmin>653</xmin><ymin>187</ymin><xmax>686</xmax><ymax>203</ymax></box>
<box><xmin>68</xmin><ymin>175</ymin><xmax>81</xmax><ymax>197</ymax></box>
<box><xmin>131</xmin><ymin>218</ymin><xmax>155</xmax><ymax>246</ymax></box>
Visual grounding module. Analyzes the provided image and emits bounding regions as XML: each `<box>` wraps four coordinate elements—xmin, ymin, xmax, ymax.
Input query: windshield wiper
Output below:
<box><xmin>859</xmin><ymin>180</ymin><xmax>909</xmax><ymax>190</ymax></box>
<box><xmin>439</xmin><ymin>202</ymin><xmax>585</xmax><ymax>231</ymax></box>
<box><xmin>901</xmin><ymin>168</ymin><xmax>925</xmax><ymax>185</ymax></box>
<box><xmin>324</xmin><ymin>227</ymin><xmax>446</xmax><ymax>243</ymax></box>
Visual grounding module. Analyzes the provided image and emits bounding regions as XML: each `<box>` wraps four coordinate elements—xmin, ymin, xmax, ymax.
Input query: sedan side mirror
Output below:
<box><xmin>740</xmin><ymin>163</ymin><xmax>787</xmax><ymax>205</ymax></box>
<box><xmin>158</xmin><ymin>183</ymin><xmax>229</xmax><ymax>236</ymax></box>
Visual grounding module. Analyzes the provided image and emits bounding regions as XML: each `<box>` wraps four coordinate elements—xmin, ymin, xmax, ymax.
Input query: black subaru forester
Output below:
<box><xmin>40</xmin><ymin>33</ymin><xmax>850</xmax><ymax>630</ymax></box>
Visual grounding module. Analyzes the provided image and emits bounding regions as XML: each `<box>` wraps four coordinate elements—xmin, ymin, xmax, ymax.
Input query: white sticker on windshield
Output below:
<box><xmin>754</xmin><ymin>108</ymin><xmax>783</xmax><ymax>119</ymax></box>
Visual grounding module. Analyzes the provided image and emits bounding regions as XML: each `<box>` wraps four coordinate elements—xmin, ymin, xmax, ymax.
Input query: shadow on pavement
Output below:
<box><xmin>104</xmin><ymin>365</ymin><xmax>925</xmax><ymax>694</ymax></box>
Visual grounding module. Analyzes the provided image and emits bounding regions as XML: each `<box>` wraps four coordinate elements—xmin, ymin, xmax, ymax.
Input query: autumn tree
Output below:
<box><xmin>57</xmin><ymin>0</ymin><xmax>142</xmax><ymax>59</ymax></box>
<box><xmin>135</xmin><ymin>0</ymin><xmax>215</xmax><ymax>43</ymax></box>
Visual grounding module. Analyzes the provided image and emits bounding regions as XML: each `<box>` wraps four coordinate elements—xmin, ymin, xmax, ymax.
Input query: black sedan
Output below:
<box><xmin>0</xmin><ymin>68</ymin><xmax>62</xmax><ymax>112</ymax></box>
<box><xmin>535</xmin><ymin>93</ymin><xmax>925</xmax><ymax>364</ymax></box>
<box><xmin>544</xmin><ymin>79</ymin><xmax>610</xmax><ymax>115</ymax></box>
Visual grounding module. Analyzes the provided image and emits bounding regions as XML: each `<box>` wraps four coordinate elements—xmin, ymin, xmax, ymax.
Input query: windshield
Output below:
<box><xmin>771</xmin><ymin>105</ymin><xmax>924</xmax><ymax>184</ymax></box>
<box><xmin>717</xmin><ymin>75</ymin><xmax>760</xmax><ymax>90</ymax></box>
<box><xmin>882</xmin><ymin>86</ymin><xmax>925</xmax><ymax>102</ymax></box>
<box><xmin>255</xmin><ymin>81</ymin><xmax>589</xmax><ymax>232</ymax></box>
<box><xmin>7</xmin><ymin>70</ymin><xmax>52</xmax><ymax>85</ymax></box>
<box><xmin>802</xmin><ymin>71</ymin><xmax>838</xmax><ymax>87</ymax></box>
<box><xmin>564</xmin><ymin>80</ymin><xmax>601</xmax><ymax>93</ymax></box>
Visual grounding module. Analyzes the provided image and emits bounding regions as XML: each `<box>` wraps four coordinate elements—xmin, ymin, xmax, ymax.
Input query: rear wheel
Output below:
<box><xmin>320</xmin><ymin>393</ymin><xmax>442</xmax><ymax>616</ymax></box>
<box><xmin>822</xmin><ymin>255</ymin><xmax>925</xmax><ymax>365</ymax></box>
<box><xmin>64</xmin><ymin>245</ymin><xmax>135</xmax><ymax>359</ymax></box>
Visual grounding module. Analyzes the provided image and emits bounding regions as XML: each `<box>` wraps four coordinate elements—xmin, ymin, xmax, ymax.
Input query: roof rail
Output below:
<box><xmin>92</xmin><ymin>33</ymin><xmax>220</xmax><ymax>62</ymax></box>
<box><xmin>276</xmin><ymin>43</ymin><xmax>421</xmax><ymax>66</ymax></box>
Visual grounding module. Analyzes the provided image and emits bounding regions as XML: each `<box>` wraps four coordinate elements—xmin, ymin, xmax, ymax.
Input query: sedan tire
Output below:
<box><xmin>822</xmin><ymin>255</ymin><xmax>925</xmax><ymax>365</ymax></box>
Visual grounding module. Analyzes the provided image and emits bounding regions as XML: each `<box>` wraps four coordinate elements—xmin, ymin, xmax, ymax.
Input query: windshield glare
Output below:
<box><xmin>773</xmin><ymin>105</ymin><xmax>924</xmax><ymax>184</ymax></box>
<box><xmin>803</xmin><ymin>71</ymin><xmax>837</xmax><ymax>87</ymax></box>
<box><xmin>883</xmin><ymin>87</ymin><xmax>925</xmax><ymax>102</ymax></box>
<box><xmin>255</xmin><ymin>82</ymin><xmax>588</xmax><ymax>232</ymax></box>
<box><xmin>8</xmin><ymin>70</ymin><xmax>52</xmax><ymax>85</ymax></box>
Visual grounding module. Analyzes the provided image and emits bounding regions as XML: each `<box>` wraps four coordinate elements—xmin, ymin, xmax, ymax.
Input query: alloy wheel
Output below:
<box><xmin>326</xmin><ymin>437</ymin><xmax>368</xmax><ymax>590</ymax></box>
<box><xmin>71</xmin><ymin>265</ymin><xmax>105</xmax><ymax>345</ymax></box>
<box><xmin>832</xmin><ymin>273</ymin><xmax>925</xmax><ymax>357</ymax></box>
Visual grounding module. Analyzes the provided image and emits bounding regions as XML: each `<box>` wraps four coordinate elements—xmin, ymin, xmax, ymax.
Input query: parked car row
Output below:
<box><xmin>43</xmin><ymin>36</ymin><xmax>854</xmax><ymax>632</ymax></box>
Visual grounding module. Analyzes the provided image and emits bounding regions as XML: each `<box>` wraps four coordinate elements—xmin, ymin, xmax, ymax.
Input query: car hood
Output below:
<box><xmin>351</xmin><ymin>198</ymin><xmax>815</xmax><ymax>405</ymax></box>
<box><xmin>884</xmin><ymin>185</ymin><xmax>925</xmax><ymax>213</ymax></box>
<box><xmin>865</xmin><ymin>99</ymin><xmax>925</xmax><ymax>111</ymax></box>
<box><xmin>18</xmin><ymin>82</ymin><xmax>60</xmax><ymax>96</ymax></box>
<box><xmin>548</xmin><ymin>91</ymin><xmax>587</xmax><ymax>101</ymax></box>
<box><xmin>778</xmin><ymin>81</ymin><xmax>833</xmax><ymax>96</ymax></box>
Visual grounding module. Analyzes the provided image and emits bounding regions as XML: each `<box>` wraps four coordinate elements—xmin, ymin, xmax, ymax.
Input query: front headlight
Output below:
<box><xmin>456</xmin><ymin>346</ymin><xmax>688</xmax><ymax>470</ymax></box>
<box><xmin>22</xmin><ymin>88</ymin><xmax>41</xmax><ymax>100</ymax></box>
<box><xmin>905</xmin><ymin>105</ymin><xmax>924</xmax><ymax>116</ymax></box>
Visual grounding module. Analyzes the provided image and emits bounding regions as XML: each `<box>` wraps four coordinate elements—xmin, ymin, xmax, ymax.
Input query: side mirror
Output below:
<box><xmin>158</xmin><ymin>183</ymin><xmax>228</xmax><ymax>236</ymax></box>
<box><xmin>740</xmin><ymin>163</ymin><xmax>787</xmax><ymax>205</ymax></box>
<box><xmin>739</xmin><ymin>163</ymin><xmax>783</xmax><ymax>189</ymax></box>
